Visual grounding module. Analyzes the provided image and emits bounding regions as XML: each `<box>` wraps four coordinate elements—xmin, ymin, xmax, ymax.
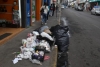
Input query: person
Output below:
<box><xmin>49</xmin><ymin>4</ymin><xmax>53</xmax><ymax>16</ymax></box>
<box><xmin>52</xmin><ymin>2</ymin><xmax>55</xmax><ymax>16</ymax></box>
<box><xmin>40</xmin><ymin>3</ymin><xmax>49</xmax><ymax>24</ymax></box>
<box><xmin>40</xmin><ymin>6</ymin><xmax>44</xmax><ymax>23</ymax></box>
<box><xmin>55</xmin><ymin>3</ymin><xmax>58</xmax><ymax>17</ymax></box>
<box><xmin>46</xmin><ymin>3</ymin><xmax>49</xmax><ymax>21</ymax></box>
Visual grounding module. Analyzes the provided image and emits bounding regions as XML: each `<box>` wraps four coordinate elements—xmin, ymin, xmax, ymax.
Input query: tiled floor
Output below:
<box><xmin>0</xmin><ymin>27</ymin><xmax>25</xmax><ymax>45</ymax></box>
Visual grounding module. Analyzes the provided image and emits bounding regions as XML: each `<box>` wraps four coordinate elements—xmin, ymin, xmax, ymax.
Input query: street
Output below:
<box><xmin>61</xmin><ymin>8</ymin><xmax>100</xmax><ymax>67</ymax></box>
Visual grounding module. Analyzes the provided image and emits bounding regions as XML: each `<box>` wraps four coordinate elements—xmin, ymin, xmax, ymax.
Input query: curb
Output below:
<box><xmin>50</xmin><ymin>46</ymin><xmax>58</xmax><ymax>67</ymax></box>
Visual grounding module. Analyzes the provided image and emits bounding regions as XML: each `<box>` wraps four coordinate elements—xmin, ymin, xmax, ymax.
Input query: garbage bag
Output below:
<box><xmin>30</xmin><ymin>59</ymin><xmax>42</xmax><ymax>65</ymax></box>
<box><xmin>57</xmin><ymin>52</ymin><xmax>68</xmax><ymax>67</ymax></box>
<box><xmin>32</xmin><ymin>31</ymin><xmax>39</xmax><ymax>36</ymax></box>
<box><xmin>37</xmin><ymin>34</ymin><xmax>54</xmax><ymax>47</ymax></box>
<box><xmin>39</xmin><ymin>40</ymin><xmax>51</xmax><ymax>52</ymax></box>
<box><xmin>35</xmin><ymin>46</ymin><xmax>46</xmax><ymax>52</ymax></box>
<box><xmin>34</xmin><ymin>26</ymin><xmax>49</xmax><ymax>34</ymax></box>
<box><xmin>40</xmin><ymin>32</ymin><xmax>53</xmax><ymax>41</ymax></box>
<box><xmin>31</xmin><ymin>51</ymin><xmax>45</xmax><ymax>62</ymax></box>
<box><xmin>50</xmin><ymin>24</ymin><xmax>69</xmax><ymax>52</ymax></box>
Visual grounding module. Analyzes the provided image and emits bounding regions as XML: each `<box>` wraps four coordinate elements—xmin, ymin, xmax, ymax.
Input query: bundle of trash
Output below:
<box><xmin>50</xmin><ymin>17</ymin><xmax>70</xmax><ymax>52</ymax></box>
<box><xmin>50</xmin><ymin>17</ymin><xmax>70</xmax><ymax>67</ymax></box>
<box><xmin>12</xmin><ymin>26</ymin><xmax>54</xmax><ymax>65</ymax></box>
<box><xmin>12</xmin><ymin>17</ymin><xmax>70</xmax><ymax>65</ymax></box>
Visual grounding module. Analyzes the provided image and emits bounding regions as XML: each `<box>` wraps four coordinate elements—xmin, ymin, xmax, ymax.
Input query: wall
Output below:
<box><xmin>0</xmin><ymin>0</ymin><xmax>19</xmax><ymax>22</ymax></box>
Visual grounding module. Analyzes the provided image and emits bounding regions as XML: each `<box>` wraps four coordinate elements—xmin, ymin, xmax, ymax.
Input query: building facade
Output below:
<box><xmin>89</xmin><ymin>0</ymin><xmax>100</xmax><ymax>10</ymax></box>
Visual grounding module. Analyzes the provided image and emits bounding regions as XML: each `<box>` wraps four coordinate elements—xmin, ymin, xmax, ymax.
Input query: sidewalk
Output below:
<box><xmin>0</xmin><ymin>11</ymin><xmax>59</xmax><ymax>67</ymax></box>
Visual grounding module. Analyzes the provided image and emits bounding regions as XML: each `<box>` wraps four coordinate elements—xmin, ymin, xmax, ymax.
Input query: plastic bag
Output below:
<box><xmin>30</xmin><ymin>51</ymin><xmax>45</xmax><ymax>65</ymax></box>
<box><xmin>23</xmin><ymin>51</ymin><xmax>32</xmax><ymax>59</ymax></box>
<box><xmin>22</xmin><ymin>39</ymin><xmax>27</xmax><ymax>45</ymax></box>
<box><xmin>26</xmin><ymin>37</ymin><xmax>38</xmax><ymax>48</ymax></box>
<box><xmin>32</xmin><ymin>31</ymin><xmax>39</xmax><ymax>36</ymax></box>
<box><xmin>31</xmin><ymin>51</ymin><xmax>45</xmax><ymax>62</ymax></box>
<box><xmin>20</xmin><ymin>46</ymin><xmax>35</xmax><ymax>53</ymax></box>
<box><xmin>50</xmin><ymin>24</ymin><xmax>69</xmax><ymax>52</ymax></box>
<box><xmin>57</xmin><ymin>52</ymin><xmax>68</xmax><ymax>67</ymax></box>
<box><xmin>35</xmin><ymin>46</ymin><xmax>46</xmax><ymax>52</ymax></box>
<box><xmin>39</xmin><ymin>40</ymin><xmax>51</xmax><ymax>52</ymax></box>
<box><xmin>30</xmin><ymin>59</ymin><xmax>42</xmax><ymax>65</ymax></box>
<box><xmin>34</xmin><ymin>26</ymin><xmax>49</xmax><ymax>34</ymax></box>
<box><xmin>41</xmin><ymin>32</ymin><xmax>53</xmax><ymax>41</ymax></box>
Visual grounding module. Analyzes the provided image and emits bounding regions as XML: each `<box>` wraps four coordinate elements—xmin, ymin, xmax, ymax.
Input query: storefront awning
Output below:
<box><xmin>89</xmin><ymin>0</ymin><xmax>100</xmax><ymax>2</ymax></box>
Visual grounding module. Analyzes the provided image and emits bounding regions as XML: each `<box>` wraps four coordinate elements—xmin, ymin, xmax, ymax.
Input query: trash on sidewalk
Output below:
<box><xmin>49</xmin><ymin>17</ymin><xmax>70</xmax><ymax>67</ymax></box>
<box><xmin>12</xmin><ymin>57</ymin><xmax>22</xmax><ymax>64</ymax></box>
<box><xmin>50</xmin><ymin>18</ymin><xmax>70</xmax><ymax>52</ymax></box>
<box><xmin>44</xmin><ymin>56</ymin><xmax>50</xmax><ymax>60</ymax></box>
<box><xmin>57</xmin><ymin>52</ymin><xmax>68</xmax><ymax>67</ymax></box>
<box><xmin>12</xmin><ymin>26</ymin><xmax>55</xmax><ymax>65</ymax></box>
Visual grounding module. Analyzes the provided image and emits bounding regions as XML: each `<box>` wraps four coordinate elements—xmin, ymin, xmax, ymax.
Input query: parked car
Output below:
<box><xmin>75</xmin><ymin>5</ymin><xmax>84</xmax><ymax>11</ymax></box>
<box><xmin>91</xmin><ymin>6</ymin><xmax>100</xmax><ymax>15</ymax></box>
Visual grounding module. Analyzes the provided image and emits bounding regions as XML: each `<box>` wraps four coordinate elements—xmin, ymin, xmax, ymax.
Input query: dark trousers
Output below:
<box><xmin>47</xmin><ymin>11</ymin><xmax>49</xmax><ymax>20</ymax></box>
<box><xmin>52</xmin><ymin>10</ymin><xmax>55</xmax><ymax>16</ymax></box>
<box><xmin>43</xmin><ymin>13</ymin><xmax>47</xmax><ymax>23</ymax></box>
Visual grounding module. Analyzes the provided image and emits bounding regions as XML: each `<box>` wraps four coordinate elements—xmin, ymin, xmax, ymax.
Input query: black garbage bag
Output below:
<box><xmin>37</xmin><ymin>35</ymin><xmax>54</xmax><ymax>47</ymax></box>
<box><xmin>57</xmin><ymin>52</ymin><xmax>68</xmax><ymax>67</ymax></box>
<box><xmin>50</xmin><ymin>25</ymin><xmax>69</xmax><ymax>52</ymax></box>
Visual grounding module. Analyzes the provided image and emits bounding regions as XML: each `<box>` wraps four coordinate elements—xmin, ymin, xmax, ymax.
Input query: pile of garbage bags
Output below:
<box><xmin>50</xmin><ymin>17</ymin><xmax>70</xmax><ymax>52</ymax></box>
<box><xmin>12</xmin><ymin>17</ymin><xmax>70</xmax><ymax>66</ymax></box>
<box><xmin>50</xmin><ymin>17</ymin><xmax>70</xmax><ymax>67</ymax></box>
<box><xmin>12</xmin><ymin>26</ymin><xmax>54</xmax><ymax>65</ymax></box>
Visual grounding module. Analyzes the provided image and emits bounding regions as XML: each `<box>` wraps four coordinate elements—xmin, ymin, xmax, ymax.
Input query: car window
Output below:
<box><xmin>96</xmin><ymin>8</ymin><xmax>100</xmax><ymax>11</ymax></box>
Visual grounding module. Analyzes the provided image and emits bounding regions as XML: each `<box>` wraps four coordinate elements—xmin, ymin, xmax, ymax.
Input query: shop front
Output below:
<box><xmin>0</xmin><ymin>0</ymin><xmax>36</xmax><ymax>28</ymax></box>
<box><xmin>89</xmin><ymin>0</ymin><xmax>100</xmax><ymax>10</ymax></box>
<box><xmin>0</xmin><ymin>0</ymin><xmax>20</xmax><ymax>28</ymax></box>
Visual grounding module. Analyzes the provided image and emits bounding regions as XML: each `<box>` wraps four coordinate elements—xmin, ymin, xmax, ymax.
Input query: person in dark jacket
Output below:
<box><xmin>49</xmin><ymin>4</ymin><xmax>53</xmax><ymax>16</ymax></box>
<box><xmin>52</xmin><ymin>3</ymin><xmax>55</xmax><ymax>16</ymax></box>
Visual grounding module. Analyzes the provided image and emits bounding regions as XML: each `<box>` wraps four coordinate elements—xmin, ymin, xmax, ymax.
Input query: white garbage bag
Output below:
<box><xmin>23</xmin><ymin>51</ymin><xmax>32</xmax><ymax>59</ymax></box>
<box><xmin>39</xmin><ymin>40</ymin><xmax>51</xmax><ymax>52</ymax></box>
<box><xmin>20</xmin><ymin>46</ymin><xmax>35</xmax><ymax>53</ymax></box>
<box><xmin>26</xmin><ymin>37</ymin><xmax>37</xmax><ymax>48</ymax></box>
<box><xmin>22</xmin><ymin>39</ymin><xmax>27</xmax><ymax>45</ymax></box>
<box><xmin>41</xmin><ymin>32</ymin><xmax>53</xmax><ymax>41</ymax></box>
<box><xmin>32</xmin><ymin>31</ymin><xmax>39</xmax><ymax>36</ymax></box>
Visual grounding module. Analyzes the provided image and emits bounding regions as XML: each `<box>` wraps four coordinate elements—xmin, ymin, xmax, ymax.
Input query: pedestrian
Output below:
<box><xmin>49</xmin><ymin>4</ymin><xmax>53</xmax><ymax>16</ymax></box>
<box><xmin>52</xmin><ymin>2</ymin><xmax>55</xmax><ymax>16</ymax></box>
<box><xmin>40</xmin><ymin>3</ymin><xmax>49</xmax><ymax>24</ymax></box>
<box><xmin>46</xmin><ymin>3</ymin><xmax>49</xmax><ymax>21</ymax></box>
<box><xmin>55</xmin><ymin>4</ymin><xmax>58</xmax><ymax>17</ymax></box>
<box><xmin>40</xmin><ymin>5</ymin><xmax>44</xmax><ymax>23</ymax></box>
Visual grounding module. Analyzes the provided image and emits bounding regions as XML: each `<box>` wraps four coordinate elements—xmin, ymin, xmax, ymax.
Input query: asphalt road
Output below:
<box><xmin>61</xmin><ymin>8</ymin><xmax>100</xmax><ymax>67</ymax></box>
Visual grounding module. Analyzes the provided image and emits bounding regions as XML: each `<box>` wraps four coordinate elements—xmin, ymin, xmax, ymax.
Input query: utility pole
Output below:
<box><xmin>58</xmin><ymin>0</ymin><xmax>61</xmax><ymax>24</ymax></box>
